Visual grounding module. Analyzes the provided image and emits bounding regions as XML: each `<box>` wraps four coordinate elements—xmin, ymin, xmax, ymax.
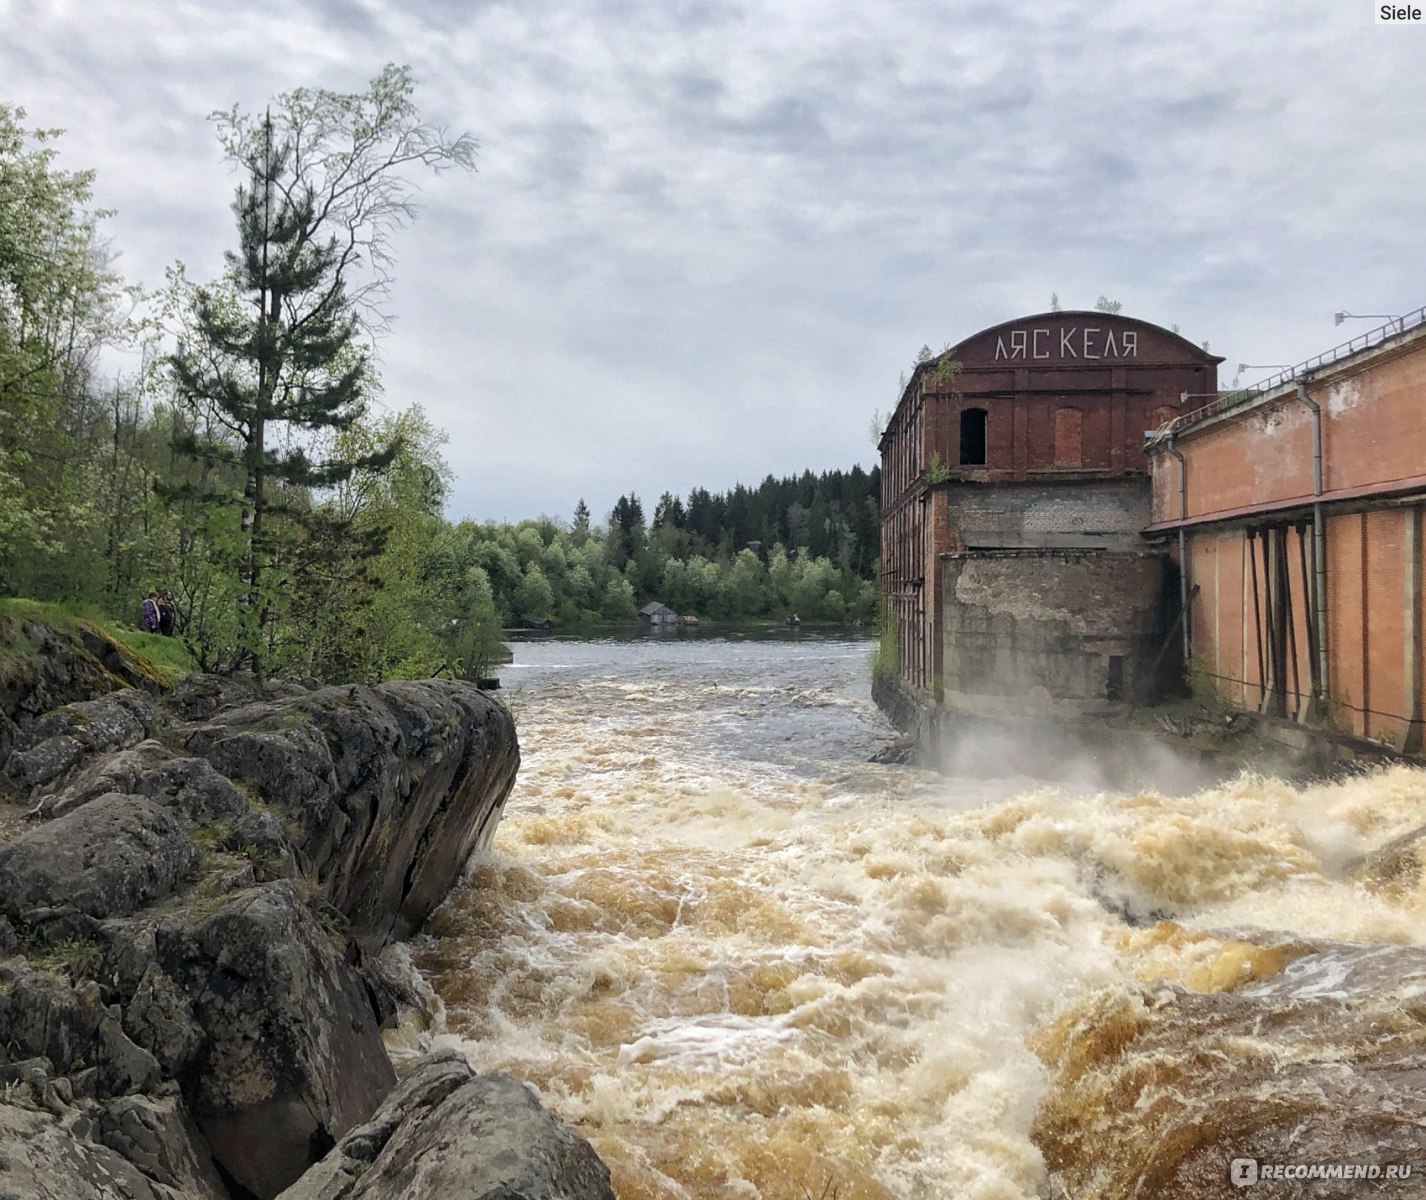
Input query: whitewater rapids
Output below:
<box><xmin>410</xmin><ymin>635</ymin><xmax>1426</xmax><ymax>1200</ymax></box>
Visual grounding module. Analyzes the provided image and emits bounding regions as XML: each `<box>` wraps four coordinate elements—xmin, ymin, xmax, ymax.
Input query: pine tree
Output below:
<box><xmin>167</xmin><ymin>117</ymin><xmax>395</xmax><ymax>679</ymax></box>
<box><xmin>571</xmin><ymin>497</ymin><xmax>591</xmax><ymax>544</ymax></box>
<box><xmin>652</xmin><ymin>490</ymin><xmax>686</xmax><ymax>529</ymax></box>
<box><xmin>606</xmin><ymin>493</ymin><xmax>646</xmax><ymax>569</ymax></box>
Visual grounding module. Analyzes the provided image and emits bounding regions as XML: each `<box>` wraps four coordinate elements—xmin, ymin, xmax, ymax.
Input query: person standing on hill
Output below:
<box><xmin>140</xmin><ymin>592</ymin><xmax>160</xmax><ymax>633</ymax></box>
<box><xmin>158</xmin><ymin>590</ymin><xmax>176</xmax><ymax>637</ymax></box>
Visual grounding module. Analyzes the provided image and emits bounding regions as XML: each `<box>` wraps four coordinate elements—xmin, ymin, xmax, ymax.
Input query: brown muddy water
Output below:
<box><xmin>408</xmin><ymin>632</ymin><xmax>1426</xmax><ymax>1200</ymax></box>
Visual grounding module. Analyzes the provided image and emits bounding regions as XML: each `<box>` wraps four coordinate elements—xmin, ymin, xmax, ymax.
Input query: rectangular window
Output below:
<box><xmin>1107</xmin><ymin>655</ymin><xmax>1125</xmax><ymax>701</ymax></box>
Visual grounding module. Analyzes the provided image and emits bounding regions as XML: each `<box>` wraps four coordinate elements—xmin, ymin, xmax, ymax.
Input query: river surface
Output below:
<box><xmin>411</xmin><ymin>632</ymin><xmax>1426</xmax><ymax>1200</ymax></box>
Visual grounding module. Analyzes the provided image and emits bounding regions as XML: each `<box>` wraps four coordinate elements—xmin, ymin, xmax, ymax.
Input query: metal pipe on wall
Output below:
<box><xmin>1294</xmin><ymin>381</ymin><xmax>1329</xmax><ymax>710</ymax></box>
<box><xmin>1166</xmin><ymin>434</ymin><xmax>1190</xmax><ymax>658</ymax></box>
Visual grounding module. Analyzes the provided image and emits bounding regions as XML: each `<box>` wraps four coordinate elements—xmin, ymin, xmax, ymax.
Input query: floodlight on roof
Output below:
<box><xmin>1335</xmin><ymin>311</ymin><xmax>1403</xmax><ymax>331</ymax></box>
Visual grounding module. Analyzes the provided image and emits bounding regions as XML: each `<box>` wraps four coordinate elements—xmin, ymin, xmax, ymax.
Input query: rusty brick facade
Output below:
<box><xmin>880</xmin><ymin>311</ymin><xmax>1217</xmax><ymax>707</ymax></box>
<box><xmin>1145</xmin><ymin>313</ymin><xmax>1426</xmax><ymax>752</ymax></box>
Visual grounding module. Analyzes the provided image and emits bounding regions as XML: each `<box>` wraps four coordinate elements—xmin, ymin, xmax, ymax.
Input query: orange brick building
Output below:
<box><xmin>879</xmin><ymin>311</ymin><xmax>1219</xmax><ymax>711</ymax></box>
<box><xmin>1144</xmin><ymin>309</ymin><xmax>1426</xmax><ymax>751</ymax></box>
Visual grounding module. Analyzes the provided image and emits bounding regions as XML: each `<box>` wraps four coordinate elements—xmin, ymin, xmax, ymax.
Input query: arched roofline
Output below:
<box><xmin>943</xmin><ymin>310</ymin><xmax>1224</xmax><ymax>366</ymax></box>
<box><xmin>879</xmin><ymin>311</ymin><xmax>1222</xmax><ymax>446</ymax></box>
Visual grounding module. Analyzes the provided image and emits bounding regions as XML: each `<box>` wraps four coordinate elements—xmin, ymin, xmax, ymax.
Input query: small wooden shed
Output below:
<box><xmin>638</xmin><ymin>602</ymin><xmax>679</xmax><ymax>627</ymax></box>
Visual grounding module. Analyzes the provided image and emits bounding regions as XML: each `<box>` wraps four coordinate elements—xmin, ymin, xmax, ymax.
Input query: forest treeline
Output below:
<box><xmin>0</xmin><ymin>88</ymin><xmax>880</xmax><ymax>687</ymax></box>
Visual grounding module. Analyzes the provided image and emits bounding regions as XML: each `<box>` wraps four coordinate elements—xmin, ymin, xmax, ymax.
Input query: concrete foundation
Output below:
<box><xmin>941</xmin><ymin>549</ymin><xmax>1175</xmax><ymax>712</ymax></box>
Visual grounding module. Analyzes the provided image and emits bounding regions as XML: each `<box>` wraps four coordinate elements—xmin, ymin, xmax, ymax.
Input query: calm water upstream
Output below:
<box><xmin>411</xmin><ymin>632</ymin><xmax>1426</xmax><ymax>1200</ymax></box>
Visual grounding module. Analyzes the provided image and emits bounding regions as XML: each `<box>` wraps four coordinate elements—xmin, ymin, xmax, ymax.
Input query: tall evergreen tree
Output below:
<box><xmin>166</xmin><ymin>68</ymin><xmax>473</xmax><ymax>679</ymax></box>
<box><xmin>607</xmin><ymin>493</ymin><xmax>646</xmax><ymax>569</ymax></box>
<box><xmin>652</xmin><ymin>490</ymin><xmax>686</xmax><ymax>529</ymax></box>
<box><xmin>167</xmin><ymin>118</ymin><xmax>394</xmax><ymax>678</ymax></box>
<box><xmin>571</xmin><ymin>497</ymin><xmax>591</xmax><ymax>545</ymax></box>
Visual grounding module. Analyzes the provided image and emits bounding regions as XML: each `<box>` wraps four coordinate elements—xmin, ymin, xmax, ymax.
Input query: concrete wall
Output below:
<box><xmin>942</xmin><ymin>478</ymin><xmax>1150</xmax><ymax>552</ymax></box>
<box><xmin>941</xmin><ymin>550</ymin><xmax>1173</xmax><ymax>710</ymax></box>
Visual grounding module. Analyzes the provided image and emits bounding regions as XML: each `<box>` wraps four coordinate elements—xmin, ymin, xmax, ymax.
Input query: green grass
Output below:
<box><xmin>0</xmin><ymin>596</ymin><xmax>126</xmax><ymax>631</ymax></box>
<box><xmin>119</xmin><ymin>629</ymin><xmax>197</xmax><ymax>682</ymax></box>
<box><xmin>0</xmin><ymin>596</ymin><xmax>196</xmax><ymax>686</ymax></box>
<box><xmin>870</xmin><ymin>599</ymin><xmax>899</xmax><ymax>688</ymax></box>
<box><xmin>190</xmin><ymin>820</ymin><xmax>233</xmax><ymax>852</ymax></box>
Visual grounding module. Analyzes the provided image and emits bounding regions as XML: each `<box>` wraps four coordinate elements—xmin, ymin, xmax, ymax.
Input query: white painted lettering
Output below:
<box><xmin>991</xmin><ymin>324</ymin><xmax>1142</xmax><ymax>360</ymax></box>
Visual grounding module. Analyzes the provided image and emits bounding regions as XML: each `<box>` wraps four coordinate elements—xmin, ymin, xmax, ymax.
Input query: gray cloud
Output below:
<box><xmin>3</xmin><ymin>0</ymin><xmax>1424</xmax><ymax>522</ymax></box>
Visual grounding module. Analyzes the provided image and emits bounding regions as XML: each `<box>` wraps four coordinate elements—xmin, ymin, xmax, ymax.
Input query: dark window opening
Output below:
<box><xmin>960</xmin><ymin>408</ymin><xmax>987</xmax><ymax>465</ymax></box>
<box><xmin>1106</xmin><ymin>655</ymin><xmax>1125</xmax><ymax>701</ymax></box>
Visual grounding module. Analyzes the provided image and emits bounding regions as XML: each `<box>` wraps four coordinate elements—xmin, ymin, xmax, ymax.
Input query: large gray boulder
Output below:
<box><xmin>0</xmin><ymin>665</ymin><xmax>532</xmax><ymax>1200</ymax></box>
<box><xmin>97</xmin><ymin>1093</ymin><xmax>230</xmax><ymax>1200</ymax></box>
<box><xmin>0</xmin><ymin>792</ymin><xmax>199</xmax><ymax>920</ymax></box>
<box><xmin>0</xmin><ymin>1099</ymin><xmax>178</xmax><ymax>1200</ymax></box>
<box><xmin>276</xmin><ymin>1050</ymin><xmax>615</xmax><ymax>1200</ymax></box>
<box><xmin>34</xmin><ymin>739</ymin><xmax>251</xmax><ymax>822</ymax></box>
<box><xmin>128</xmin><ymin>882</ymin><xmax>397</xmax><ymax>1199</ymax></box>
<box><xmin>185</xmin><ymin>680</ymin><xmax>519</xmax><ymax>955</ymax></box>
<box><xmin>2</xmin><ymin>689</ymin><xmax>160</xmax><ymax>795</ymax></box>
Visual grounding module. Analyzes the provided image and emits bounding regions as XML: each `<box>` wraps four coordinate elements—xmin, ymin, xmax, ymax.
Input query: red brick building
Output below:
<box><xmin>879</xmin><ymin>311</ymin><xmax>1219</xmax><ymax>711</ymax></box>
<box><xmin>1144</xmin><ymin>309</ymin><xmax>1426</xmax><ymax>752</ymax></box>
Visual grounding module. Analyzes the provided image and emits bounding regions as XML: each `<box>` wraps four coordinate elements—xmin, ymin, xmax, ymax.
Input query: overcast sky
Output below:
<box><xmin>4</xmin><ymin>0</ymin><xmax>1423</xmax><ymax>522</ymax></box>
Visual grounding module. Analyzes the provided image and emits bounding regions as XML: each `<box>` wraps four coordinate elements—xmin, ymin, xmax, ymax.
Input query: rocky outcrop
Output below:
<box><xmin>0</xmin><ymin>957</ymin><xmax>162</xmax><ymax>1098</ymax></box>
<box><xmin>0</xmin><ymin>792</ymin><xmax>199</xmax><ymax>919</ymax></box>
<box><xmin>0</xmin><ymin>1099</ymin><xmax>190</xmax><ymax>1200</ymax></box>
<box><xmin>97</xmin><ymin>1093</ymin><xmax>231</xmax><ymax>1199</ymax></box>
<box><xmin>1032</xmin><ymin>934</ymin><xmax>1426</xmax><ymax>1199</ymax></box>
<box><xmin>2</xmin><ymin>688</ymin><xmax>161</xmax><ymax>795</ymax></box>
<box><xmin>133</xmin><ymin>882</ymin><xmax>397</xmax><ymax>1198</ymax></box>
<box><xmin>184</xmin><ymin>680</ymin><xmax>518</xmax><ymax>955</ymax></box>
<box><xmin>276</xmin><ymin>1050</ymin><xmax>615</xmax><ymax>1200</ymax></box>
<box><xmin>0</xmin><ymin>633</ymin><xmax>552</xmax><ymax>1200</ymax></box>
<box><xmin>0</xmin><ymin>610</ymin><xmax>169</xmax><ymax>764</ymax></box>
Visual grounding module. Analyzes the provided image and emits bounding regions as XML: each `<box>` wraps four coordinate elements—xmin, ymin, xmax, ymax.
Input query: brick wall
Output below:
<box><xmin>881</xmin><ymin>311</ymin><xmax>1215</xmax><ymax>703</ymax></box>
<box><xmin>1151</xmin><ymin>325</ymin><xmax>1426</xmax><ymax>526</ymax></box>
<box><xmin>1154</xmin><ymin>325</ymin><xmax>1426</xmax><ymax>751</ymax></box>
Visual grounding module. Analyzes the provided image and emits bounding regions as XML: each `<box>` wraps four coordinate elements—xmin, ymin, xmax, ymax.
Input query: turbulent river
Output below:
<box><xmin>409</xmin><ymin>633</ymin><xmax>1426</xmax><ymax>1200</ymax></box>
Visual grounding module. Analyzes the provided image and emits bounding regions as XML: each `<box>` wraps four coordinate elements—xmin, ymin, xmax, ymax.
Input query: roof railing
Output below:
<box><xmin>1162</xmin><ymin>303</ymin><xmax>1426</xmax><ymax>439</ymax></box>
